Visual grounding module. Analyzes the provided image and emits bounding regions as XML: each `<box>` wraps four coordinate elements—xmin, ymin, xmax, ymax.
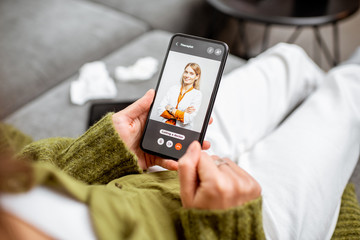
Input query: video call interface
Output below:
<box><xmin>142</xmin><ymin>35</ymin><xmax>226</xmax><ymax>159</ymax></box>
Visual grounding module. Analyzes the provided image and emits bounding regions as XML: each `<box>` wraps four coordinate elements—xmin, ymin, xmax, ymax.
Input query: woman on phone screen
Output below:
<box><xmin>158</xmin><ymin>63</ymin><xmax>202</xmax><ymax>130</ymax></box>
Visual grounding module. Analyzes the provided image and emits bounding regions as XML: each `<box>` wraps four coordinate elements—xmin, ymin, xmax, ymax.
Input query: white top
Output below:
<box><xmin>157</xmin><ymin>85</ymin><xmax>202</xmax><ymax>130</ymax></box>
<box><xmin>0</xmin><ymin>186</ymin><xmax>96</xmax><ymax>240</ymax></box>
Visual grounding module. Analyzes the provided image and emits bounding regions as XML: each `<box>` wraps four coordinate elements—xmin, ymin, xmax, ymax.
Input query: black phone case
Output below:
<box><xmin>88</xmin><ymin>101</ymin><xmax>134</xmax><ymax>128</ymax></box>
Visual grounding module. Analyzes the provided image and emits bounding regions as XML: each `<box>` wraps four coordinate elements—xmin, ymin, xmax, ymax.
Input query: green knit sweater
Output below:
<box><xmin>1</xmin><ymin>114</ymin><xmax>264</xmax><ymax>239</ymax></box>
<box><xmin>1</xmin><ymin>114</ymin><xmax>359</xmax><ymax>239</ymax></box>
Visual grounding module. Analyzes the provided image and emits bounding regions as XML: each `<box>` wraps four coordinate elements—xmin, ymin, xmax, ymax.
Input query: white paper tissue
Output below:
<box><xmin>115</xmin><ymin>57</ymin><xmax>158</xmax><ymax>82</ymax></box>
<box><xmin>70</xmin><ymin>61</ymin><xmax>117</xmax><ymax>105</ymax></box>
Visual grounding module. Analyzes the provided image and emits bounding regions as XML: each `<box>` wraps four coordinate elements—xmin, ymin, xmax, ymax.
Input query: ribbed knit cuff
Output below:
<box><xmin>331</xmin><ymin>183</ymin><xmax>360</xmax><ymax>239</ymax></box>
<box><xmin>179</xmin><ymin>197</ymin><xmax>265</xmax><ymax>240</ymax></box>
<box><xmin>0</xmin><ymin>123</ymin><xmax>33</xmax><ymax>154</ymax></box>
<box><xmin>59</xmin><ymin>113</ymin><xmax>142</xmax><ymax>184</ymax></box>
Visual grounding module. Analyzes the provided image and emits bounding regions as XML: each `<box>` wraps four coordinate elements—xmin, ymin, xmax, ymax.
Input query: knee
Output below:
<box><xmin>263</xmin><ymin>43</ymin><xmax>309</xmax><ymax>61</ymax></box>
<box><xmin>327</xmin><ymin>64</ymin><xmax>360</xmax><ymax>117</ymax></box>
<box><xmin>254</xmin><ymin>43</ymin><xmax>319</xmax><ymax>74</ymax></box>
<box><xmin>328</xmin><ymin>64</ymin><xmax>360</xmax><ymax>85</ymax></box>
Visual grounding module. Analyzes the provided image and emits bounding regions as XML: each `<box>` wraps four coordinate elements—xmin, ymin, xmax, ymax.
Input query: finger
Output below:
<box><xmin>201</xmin><ymin>140</ymin><xmax>211</xmax><ymax>150</ymax></box>
<box><xmin>122</xmin><ymin>89</ymin><xmax>155</xmax><ymax>120</ymax></box>
<box><xmin>178</xmin><ymin>141</ymin><xmax>201</xmax><ymax>208</ymax></box>
<box><xmin>223</xmin><ymin>159</ymin><xmax>262</xmax><ymax>199</ymax></box>
<box><xmin>197</xmin><ymin>152</ymin><xmax>221</xmax><ymax>183</ymax></box>
<box><xmin>224</xmin><ymin>159</ymin><xmax>256</xmax><ymax>180</ymax></box>
<box><xmin>203</xmin><ymin>156</ymin><xmax>237</xmax><ymax>182</ymax></box>
<box><xmin>210</xmin><ymin>156</ymin><xmax>235</xmax><ymax>174</ymax></box>
<box><xmin>209</xmin><ymin>117</ymin><xmax>213</xmax><ymax>125</ymax></box>
<box><xmin>213</xmin><ymin>158</ymin><xmax>240</xmax><ymax>179</ymax></box>
<box><xmin>214</xmin><ymin>159</ymin><xmax>260</xmax><ymax>199</ymax></box>
<box><xmin>154</xmin><ymin>158</ymin><xmax>179</xmax><ymax>171</ymax></box>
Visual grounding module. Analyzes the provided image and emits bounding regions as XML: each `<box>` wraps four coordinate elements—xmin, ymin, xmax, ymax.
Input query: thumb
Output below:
<box><xmin>122</xmin><ymin>89</ymin><xmax>155</xmax><ymax>119</ymax></box>
<box><xmin>178</xmin><ymin>141</ymin><xmax>201</xmax><ymax>208</ymax></box>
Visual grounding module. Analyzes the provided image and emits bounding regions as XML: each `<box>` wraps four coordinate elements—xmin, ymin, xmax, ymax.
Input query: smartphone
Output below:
<box><xmin>141</xmin><ymin>33</ymin><xmax>228</xmax><ymax>160</ymax></box>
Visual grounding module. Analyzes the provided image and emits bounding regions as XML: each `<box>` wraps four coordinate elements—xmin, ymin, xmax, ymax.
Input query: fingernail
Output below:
<box><xmin>147</xmin><ymin>89</ymin><xmax>155</xmax><ymax>95</ymax></box>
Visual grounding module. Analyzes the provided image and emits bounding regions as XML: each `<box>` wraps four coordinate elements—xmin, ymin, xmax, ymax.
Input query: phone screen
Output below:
<box><xmin>141</xmin><ymin>34</ymin><xmax>228</xmax><ymax>160</ymax></box>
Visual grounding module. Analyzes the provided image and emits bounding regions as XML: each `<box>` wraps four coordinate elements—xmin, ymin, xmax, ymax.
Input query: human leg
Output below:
<box><xmin>240</xmin><ymin>64</ymin><xmax>360</xmax><ymax>239</ymax></box>
<box><xmin>206</xmin><ymin>43</ymin><xmax>325</xmax><ymax>160</ymax></box>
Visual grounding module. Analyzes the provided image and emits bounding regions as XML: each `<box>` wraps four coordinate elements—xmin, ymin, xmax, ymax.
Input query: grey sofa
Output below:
<box><xmin>1</xmin><ymin>0</ymin><xmax>359</xmax><ymax>201</ymax></box>
<box><xmin>0</xmin><ymin>0</ymin><xmax>210</xmax><ymax>120</ymax></box>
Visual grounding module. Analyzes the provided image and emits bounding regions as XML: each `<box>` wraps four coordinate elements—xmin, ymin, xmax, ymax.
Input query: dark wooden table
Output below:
<box><xmin>207</xmin><ymin>0</ymin><xmax>359</xmax><ymax>65</ymax></box>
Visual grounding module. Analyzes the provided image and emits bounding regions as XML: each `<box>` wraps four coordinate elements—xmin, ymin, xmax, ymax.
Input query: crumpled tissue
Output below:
<box><xmin>115</xmin><ymin>56</ymin><xmax>158</xmax><ymax>82</ymax></box>
<box><xmin>70</xmin><ymin>61</ymin><xmax>117</xmax><ymax>105</ymax></box>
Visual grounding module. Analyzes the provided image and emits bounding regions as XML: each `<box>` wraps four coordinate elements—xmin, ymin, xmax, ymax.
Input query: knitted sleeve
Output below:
<box><xmin>19</xmin><ymin>113</ymin><xmax>142</xmax><ymax>184</ymax></box>
<box><xmin>179</xmin><ymin>197</ymin><xmax>265</xmax><ymax>240</ymax></box>
<box><xmin>331</xmin><ymin>183</ymin><xmax>360</xmax><ymax>239</ymax></box>
<box><xmin>0</xmin><ymin>123</ymin><xmax>33</xmax><ymax>154</ymax></box>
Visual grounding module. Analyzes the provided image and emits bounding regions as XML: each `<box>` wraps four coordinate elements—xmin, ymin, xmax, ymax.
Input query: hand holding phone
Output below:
<box><xmin>110</xmin><ymin>89</ymin><xmax>212</xmax><ymax>170</ymax></box>
<box><xmin>141</xmin><ymin>34</ymin><xmax>228</xmax><ymax>160</ymax></box>
<box><xmin>112</xmin><ymin>90</ymin><xmax>179</xmax><ymax>170</ymax></box>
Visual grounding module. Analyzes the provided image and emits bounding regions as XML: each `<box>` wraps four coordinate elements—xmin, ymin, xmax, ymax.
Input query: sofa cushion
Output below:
<box><xmin>87</xmin><ymin>0</ymin><xmax>210</xmax><ymax>34</ymax></box>
<box><xmin>4</xmin><ymin>30</ymin><xmax>245</xmax><ymax>140</ymax></box>
<box><xmin>0</xmin><ymin>0</ymin><xmax>148</xmax><ymax>119</ymax></box>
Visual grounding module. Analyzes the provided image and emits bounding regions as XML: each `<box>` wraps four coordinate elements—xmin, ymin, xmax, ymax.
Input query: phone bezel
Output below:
<box><xmin>140</xmin><ymin>33</ymin><xmax>229</xmax><ymax>160</ymax></box>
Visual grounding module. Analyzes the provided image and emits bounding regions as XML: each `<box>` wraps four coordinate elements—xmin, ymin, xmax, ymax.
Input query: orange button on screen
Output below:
<box><xmin>175</xmin><ymin>143</ymin><xmax>182</xmax><ymax>151</ymax></box>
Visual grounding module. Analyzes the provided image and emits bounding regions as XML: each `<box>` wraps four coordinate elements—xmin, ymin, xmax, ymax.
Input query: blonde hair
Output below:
<box><xmin>181</xmin><ymin>63</ymin><xmax>201</xmax><ymax>90</ymax></box>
